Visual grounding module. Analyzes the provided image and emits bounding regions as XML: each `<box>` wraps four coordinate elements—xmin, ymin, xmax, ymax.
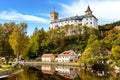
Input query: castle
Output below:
<box><xmin>50</xmin><ymin>6</ymin><xmax>98</xmax><ymax>29</ymax></box>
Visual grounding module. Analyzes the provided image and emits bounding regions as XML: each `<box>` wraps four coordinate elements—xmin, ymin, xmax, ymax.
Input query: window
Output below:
<box><xmin>90</xmin><ymin>17</ymin><xmax>92</xmax><ymax>20</ymax></box>
<box><xmin>90</xmin><ymin>22</ymin><xmax>92</xmax><ymax>24</ymax></box>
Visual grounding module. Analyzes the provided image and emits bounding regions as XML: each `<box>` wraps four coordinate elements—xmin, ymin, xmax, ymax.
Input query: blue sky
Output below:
<box><xmin>0</xmin><ymin>0</ymin><xmax>120</xmax><ymax>35</ymax></box>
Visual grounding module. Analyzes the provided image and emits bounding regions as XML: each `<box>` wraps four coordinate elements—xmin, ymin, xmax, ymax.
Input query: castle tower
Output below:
<box><xmin>85</xmin><ymin>6</ymin><xmax>92</xmax><ymax>15</ymax></box>
<box><xmin>50</xmin><ymin>12</ymin><xmax>59</xmax><ymax>21</ymax></box>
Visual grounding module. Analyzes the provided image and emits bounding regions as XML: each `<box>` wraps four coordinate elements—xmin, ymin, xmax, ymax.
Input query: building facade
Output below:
<box><xmin>50</xmin><ymin>6</ymin><xmax>98</xmax><ymax>29</ymax></box>
<box><xmin>56</xmin><ymin>50</ymin><xmax>78</xmax><ymax>62</ymax></box>
<box><xmin>41</xmin><ymin>54</ymin><xmax>55</xmax><ymax>62</ymax></box>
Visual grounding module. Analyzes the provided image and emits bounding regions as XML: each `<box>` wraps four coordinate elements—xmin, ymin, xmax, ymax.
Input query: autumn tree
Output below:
<box><xmin>109</xmin><ymin>46</ymin><xmax>120</xmax><ymax>66</ymax></box>
<box><xmin>9</xmin><ymin>23</ymin><xmax>29</xmax><ymax>62</ymax></box>
<box><xmin>0</xmin><ymin>22</ymin><xmax>15</xmax><ymax>57</ymax></box>
<box><xmin>80</xmin><ymin>34</ymin><xmax>107</xmax><ymax>65</ymax></box>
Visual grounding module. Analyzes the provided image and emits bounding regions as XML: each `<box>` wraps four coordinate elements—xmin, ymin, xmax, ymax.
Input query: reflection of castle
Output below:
<box><xmin>50</xmin><ymin>6</ymin><xmax>98</xmax><ymax>29</ymax></box>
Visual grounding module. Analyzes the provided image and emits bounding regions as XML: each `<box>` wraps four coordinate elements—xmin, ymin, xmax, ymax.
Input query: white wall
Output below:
<box><xmin>50</xmin><ymin>19</ymin><xmax>82</xmax><ymax>29</ymax></box>
<box><xmin>42</xmin><ymin>57</ymin><xmax>51</xmax><ymax>62</ymax></box>
<box><xmin>56</xmin><ymin>52</ymin><xmax>78</xmax><ymax>62</ymax></box>
<box><xmin>82</xmin><ymin>17</ymin><xmax>98</xmax><ymax>28</ymax></box>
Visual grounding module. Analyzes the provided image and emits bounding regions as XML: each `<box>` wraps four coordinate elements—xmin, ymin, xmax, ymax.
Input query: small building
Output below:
<box><xmin>56</xmin><ymin>50</ymin><xmax>78</xmax><ymax>62</ymax></box>
<box><xmin>41</xmin><ymin>54</ymin><xmax>55</xmax><ymax>62</ymax></box>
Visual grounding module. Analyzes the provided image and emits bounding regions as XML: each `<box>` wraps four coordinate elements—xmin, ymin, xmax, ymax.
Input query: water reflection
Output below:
<box><xmin>2</xmin><ymin>65</ymin><xmax>120</xmax><ymax>80</ymax></box>
<box><xmin>41</xmin><ymin>65</ymin><xmax>55</xmax><ymax>74</ymax></box>
<box><xmin>55</xmin><ymin>66</ymin><xmax>77</xmax><ymax>79</ymax></box>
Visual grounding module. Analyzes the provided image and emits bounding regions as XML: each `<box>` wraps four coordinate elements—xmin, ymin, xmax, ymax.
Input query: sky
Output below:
<box><xmin>0</xmin><ymin>0</ymin><xmax>120</xmax><ymax>35</ymax></box>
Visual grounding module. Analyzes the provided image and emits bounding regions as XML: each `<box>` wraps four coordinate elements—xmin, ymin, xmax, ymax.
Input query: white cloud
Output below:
<box><xmin>59</xmin><ymin>0</ymin><xmax>120</xmax><ymax>24</ymax></box>
<box><xmin>0</xmin><ymin>11</ymin><xmax>49</xmax><ymax>23</ymax></box>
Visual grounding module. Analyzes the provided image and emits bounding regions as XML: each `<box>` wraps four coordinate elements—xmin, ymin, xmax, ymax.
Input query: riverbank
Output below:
<box><xmin>16</xmin><ymin>61</ymin><xmax>120</xmax><ymax>71</ymax></box>
<box><xmin>19</xmin><ymin>61</ymin><xmax>81</xmax><ymax>67</ymax></box>
<box><xmin>0</xmin><ymin>69</ymin><xmax>12</xmax><ymax>79</ymax></box>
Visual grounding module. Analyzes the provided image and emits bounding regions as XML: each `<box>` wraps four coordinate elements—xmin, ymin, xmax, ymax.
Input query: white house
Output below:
<box><xmin>50</xmin><ymin>6</ymin><xmax>98</xmax><ymax>29</ymax></box>
<box><xmin>41</xmin><ymin>54</ymin><xmax>55</xmax><ymax>62</ymax></box>
<box><xmin>56</xmin><ymin>50</ymin><xmax>78</xmax><ymax>62</ymax></box>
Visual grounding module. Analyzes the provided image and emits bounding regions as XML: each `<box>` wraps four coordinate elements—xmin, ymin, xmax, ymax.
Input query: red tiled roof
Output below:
<box><xmin>58</xmin><ymin>50</ymin><xmax>74</xmax><ymax>56</ymax></box>
<box><xmin>42</xmin><ymin>54</ymin><xmax>54</xmax><ymax>57</ymax></box>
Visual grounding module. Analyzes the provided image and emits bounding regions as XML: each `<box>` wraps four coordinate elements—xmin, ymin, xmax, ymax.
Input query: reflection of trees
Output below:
<box><xmin>8</xmin><ymin>67</ymin><xmax>38</xmax><ymax>80</ymax></box>
<box><xmin>20</xmin><ymin>67</ymin><xmax>38</xmax><ymax>80</ymax></box>
<box><xmin>77</xmin><ymin>70</ymin><xmax>109</xmax><ymax>80</ymax></box>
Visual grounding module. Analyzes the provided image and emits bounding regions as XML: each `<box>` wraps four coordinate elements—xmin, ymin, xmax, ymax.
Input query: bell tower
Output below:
<box><xmin>50</xmin><ymin>2</ymin><xmax>59</xmax><ymax>22</ymax></box>
<box><xmin>50</xmin><ymin>12</ymin><xmax>59</xmax><ymax>21</ymax></box>
<box><xmin>85</xmin><ymin>6</ymin><xmax>92</xmax><ymax>15</ymax></box>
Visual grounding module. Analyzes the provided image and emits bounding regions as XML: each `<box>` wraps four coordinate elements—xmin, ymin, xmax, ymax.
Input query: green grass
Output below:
<box><xmin>0</xmin><ymin>65</ymin><xmax>12</xmax><ymax>72</ymax></box>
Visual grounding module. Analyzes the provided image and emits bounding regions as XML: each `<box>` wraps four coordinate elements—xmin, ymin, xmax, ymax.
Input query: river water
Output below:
<box><xmin>3</xmin><ymin>65</ymin><xmax>120</xmax><ymax>80</ymax></box>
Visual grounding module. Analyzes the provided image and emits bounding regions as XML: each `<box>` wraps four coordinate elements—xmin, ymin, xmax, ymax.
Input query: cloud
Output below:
<box><xmin>59</xmin><ymin>0</ymin><xmax>120</xmax><ymax>24</ymax></box>
<box><xmin>0</xmin><ymin>11</ymin><xmax>49</xmax><ymax>23</ymax></box>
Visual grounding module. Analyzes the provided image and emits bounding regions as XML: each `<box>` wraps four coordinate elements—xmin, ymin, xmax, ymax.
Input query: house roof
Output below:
<box><xmin>50</xmin><ymin>15</ymin><xmax>83</xmax><ymax>23</ymax></box>
<box><xmin>42</xmin><ymin>54</ymin><xmax>54</xmax><ymax>57</ymax></box>
<box><xmin>50</xmin><ymin>14</ymin><xmax>97</xmax><ymax>24</ymax></box>
<box><xmin>58</xmin><ymin>50</ymin><xmax>75</xmax><ymax>56</ymax></box>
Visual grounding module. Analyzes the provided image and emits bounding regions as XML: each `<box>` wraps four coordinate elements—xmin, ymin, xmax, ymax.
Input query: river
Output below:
<box><xmin>2</xmin><ymin>65</ymin><xmax>120</xmax><ymax>80</ymax></box>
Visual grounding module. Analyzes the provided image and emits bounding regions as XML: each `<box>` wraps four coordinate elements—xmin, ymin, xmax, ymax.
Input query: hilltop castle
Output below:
<box><xmin>50</xmin><ymin>6</ymin><xmax>98</xmax><ymax>29</ymax></box>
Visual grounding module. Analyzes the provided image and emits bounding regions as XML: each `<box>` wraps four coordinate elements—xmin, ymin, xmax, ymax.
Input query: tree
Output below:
<box><xmin>0</xmin><ymin>22</ymin><xmax>15</xmax><ymax>57</ymax></box>
<box><xmin>109</xmin><ymin>46</ymin><xmax>120</xmax><ymax>64</ymax></box>
<box><xmin>9</xmin><ymin>23</ymin><xmax>29</xmax><ymax>62</ymax></box>
<box><xmin>80</xmin><ymin>34</ymin><xmax>107</xmax><ymax>65</ymax></box>
<box><xmin>27</xmin><ymin>28</ymin><xmax>47</xmax><ymax>58</ymax></box>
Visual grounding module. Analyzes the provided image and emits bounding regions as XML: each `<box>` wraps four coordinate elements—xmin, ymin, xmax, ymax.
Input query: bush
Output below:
<box><xmin>117</xmin><ymin>60</ymin><xmax>120</xmax><ymax>67</ymax></box>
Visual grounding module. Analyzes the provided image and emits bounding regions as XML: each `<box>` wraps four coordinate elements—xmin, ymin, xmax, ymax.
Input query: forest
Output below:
<box><xmin>0</xmin><ymin>21</ymin><xmax>120</xmax><ymax>67</ymax></box>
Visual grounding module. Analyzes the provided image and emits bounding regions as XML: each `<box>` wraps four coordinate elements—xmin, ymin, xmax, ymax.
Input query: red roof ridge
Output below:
<box><xmin>58</xmin><ymin>50</ymin><xmax>75</xmax><ymax>56</ymax></box>
<box><xmin>42</xmin><ymin>53</ymin><xmax>54</xmax><ymax>57</ymax></box>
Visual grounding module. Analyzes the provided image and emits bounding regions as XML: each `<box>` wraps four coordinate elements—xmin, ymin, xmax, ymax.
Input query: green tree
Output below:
<box><xmin>27</xmin><ymin>28</ymin><xmax>47</xmax><ymax>58</ymax></box>
<box><xmin>80</xmin><ymin>34</ymin><xmax>107</xmax><ymax>65</ymax></box>
<box><xmin>109</xmin><ymin>46</ymin><xmax>120</xmax><ymax>64</ymax></box>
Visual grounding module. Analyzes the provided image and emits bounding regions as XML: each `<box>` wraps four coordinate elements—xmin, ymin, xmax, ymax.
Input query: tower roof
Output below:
<box><xmin>86</xmin><ymin>5</ymin><xmax>92</xmax><ymax>12</ymax></box>
<box><xmin>85</xmin><ymin>5</ymin><xmax>92</xmax><ymax>15</ymax></box>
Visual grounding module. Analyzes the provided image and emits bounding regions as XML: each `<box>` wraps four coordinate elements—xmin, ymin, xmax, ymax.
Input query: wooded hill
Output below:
<box><xmin>0</xmin><ymin>21</ymin><xmax>120</xmax><ymax>66</ymax></box>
